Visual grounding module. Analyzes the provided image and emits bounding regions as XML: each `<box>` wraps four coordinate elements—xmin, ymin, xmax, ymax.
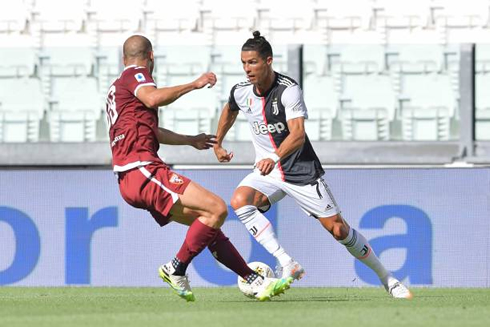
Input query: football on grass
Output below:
<box><xmin>237</xmin><ymin>261</ymin><xmax>275</xmax><ymax>298</ymax></box>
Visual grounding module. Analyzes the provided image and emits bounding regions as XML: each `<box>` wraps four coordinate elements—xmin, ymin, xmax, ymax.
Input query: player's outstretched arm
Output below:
<box><xmin>213</xmin><ymin>103</ymin><xmax>238</xmax><ymax>162</ymax></box>
<box><xmin>136</xmin><ymin>72</ymin><xmax>217</xmax><ymax>109</ymax></box>
<box><xmin>157</xmin><ymin>127</ymin><xmax>217</xmax><ymax>150</ymax></box>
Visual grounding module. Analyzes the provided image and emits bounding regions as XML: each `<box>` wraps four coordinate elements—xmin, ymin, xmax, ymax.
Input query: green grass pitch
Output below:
<box><xmin>0</xmin><ymin>287</ymin><xmax>489</xmax><ymax>327</ymax></box>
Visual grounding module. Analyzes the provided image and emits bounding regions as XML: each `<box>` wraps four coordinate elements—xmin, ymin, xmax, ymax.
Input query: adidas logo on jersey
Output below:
<box><xmin>252</xmin><ymin>121</ymin><xmax>286</xmax><ymax>135</ymax></box>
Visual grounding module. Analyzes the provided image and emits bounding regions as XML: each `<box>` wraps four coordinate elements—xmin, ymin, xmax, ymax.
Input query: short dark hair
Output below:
<box><xmin>241</xmin><ymin>31</ymin><xmax>273</xmax><ymax>60</ymax></box>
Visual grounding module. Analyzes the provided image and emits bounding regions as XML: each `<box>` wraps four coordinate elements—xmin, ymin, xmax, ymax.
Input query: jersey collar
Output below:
<box><xmin>253</xmin><ymin>71</ymin><xmax>278</xmax><ymax>98</ymax></box>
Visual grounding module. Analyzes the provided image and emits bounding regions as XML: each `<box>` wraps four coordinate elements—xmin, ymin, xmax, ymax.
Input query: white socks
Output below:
<box><xmin>339</xmin><ymin>227</ymin><xmax>390</xmax><ymax>282</ymax></box>
<box><xmin>235</xmin><ymin>205</ymin><xmax>392</xmax><ymax>284</ymax></box>
<box><xmin>235</xmin><ymin>205</ymin><xmax>292</xmax><ymax>266</ymax></box>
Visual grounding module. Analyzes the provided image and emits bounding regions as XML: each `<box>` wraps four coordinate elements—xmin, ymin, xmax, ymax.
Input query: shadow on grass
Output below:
<box><xmin>219</xmin><ymin>296</ymin><xmax>371</xmax><ymax>303</ymax></box>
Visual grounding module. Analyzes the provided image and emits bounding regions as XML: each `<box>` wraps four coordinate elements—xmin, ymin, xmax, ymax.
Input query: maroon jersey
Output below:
<box><xmin>106</xmin><ymin>65</ymin><xmax>162</xmax><ymax>172</ymax></box>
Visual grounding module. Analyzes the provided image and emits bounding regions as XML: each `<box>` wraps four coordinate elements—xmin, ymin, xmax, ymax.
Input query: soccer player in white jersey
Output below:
<box><xmin>213</xmin><ymin>31</ymin><xmax>412</xmax><ymax>299</ymax></box>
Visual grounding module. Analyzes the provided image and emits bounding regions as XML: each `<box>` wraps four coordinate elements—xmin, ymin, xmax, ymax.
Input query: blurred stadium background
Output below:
<box><xmin>1</xmin><ymin>0</ymin><xmax>490</xmax><ymax>293</ymax></box>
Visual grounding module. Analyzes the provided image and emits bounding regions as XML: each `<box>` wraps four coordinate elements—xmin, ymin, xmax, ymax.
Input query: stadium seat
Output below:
<box><xmin>212</xmin><ymin>63</ymin><xmax>246</xmax><ymax>107</ymax></box>
<box><xmin>433</xmin><ymin>1</ymin><xmax>490</xmax><ymax>43</ymax></box>
<box><xmin>399</xmin><ymin>72</ymin><xmax>456</xmax><ymax>118</ymax></box>
<box><xmin>340</xmin><ymin>107</ymin><xmax>390</xmax><ymax>140</ymax></box>
<box><xmin>225</xmin><ymin>113</ymin><xmax>253</xmax><ymax>141</ymax></box>
<box><xmin>39</xmin><ymin>47</ymin><xmax>96</xmax><ymax>76</ymax></box>
<box><xmin>476</xmin><ymin>108</ymin><xmax>490</xmax><ymax>140</ymax></box>
<box><xmin>256</xmin><ymin>0</ymin><xmax>316</xmax><ymax>44</ymax></box>
<box><xmin>96</xmin><ymin>46</ymin><xmax>123</xmax><ymax>96</ymax></box>
<box><xmin>373</xmin><ymin>0</ymin><xmax>434</xmax><ymax>43</ymax></box>
<box><xmin>305</xmin><ymin>107</ymin><xmax>333</xmax><ymax>141</ymax></box>
<box><xmin>201</xmin><ymin>0</ymin><xmax>257</xmax><ymax>45</ymax></box>
<box><xmin>340</xmin><ymin>71</ymin><xmax>396</xmax><ymax>120</ymax></box>
<box><xmin>0</xmin><ymin>0</ymin><xmax>29</xmax><ymax>34</ymax></box>
<box><xmin>0</xmin><ymin>111</ymin><xmax>41</xmax><ymax>143</ymax></box>
<box><xmin>144</xmin><ymin>0</ymin><xmax>208</xmax><ymax>45</ymax></box>
<box><xmin>48</xmin><ymin>76</ymin><xmax>100</xmax><ymax>142</ymax></box>
<box><xmin>158</xmin><ymin>67</ymin><xmax>218</xmax><ymax>135</ymax></box>
<box><xmin>313</xmin><ymin>0</ymin><xmax>381</xmax><ymax>44</ymax></box>
<box><xmin>144</xmin><ymin>0</ymin><xmax>200</xmax><ymax>34</ymax></box>
<box><xmin>303</xmin><ymin>44</ymin><xmax>330</xmax><ymax>75</ymax></box>
<box><xmin>31</xmin><ymin>0</ymin><xmax>86</xmax><ymax>31</ymax></box>
<box><xmin>386</xmin><ymin>45</ymin><xmax>447</xmax><ymax>72</ymax></box>
<box><xmin>154</xmin><ymin>45</ymin><xmax>212</xmax><ymax>81</ymax></box>
<box><xmin>401</xmin><ymin>107</ymin><xmax>450</xmax><ymax>141</ymax></box>
<box><xmin>31</xmin><ymin>0</ymin><xmax>93</xmax><ymax>48</ymax></box>
<box><xmin>86</xmin><ymin>0</ymin><xmax>145</xmax><ymax>47</ymax></box>
<box><xmin>303</xmin><ymin>73</ymin><xmax>339</xmax><ymax>118</ymax></box>
<box><xmin>38</xmin><ymin>47</ymin><xmax>97</xmax><ymax>100</ymax></box>
<box><xmin>159</xmin><ymin>107</ymin><xmax>214</xmax><ymax>136</ymax></box>
<box><xmin>314</xmin><ymin>0</ymin><xmax>373</xmax><ymax>30</ymax></box>
<box><xmin>49</xmin><ymin>111</ymin><xmax>98</xmax><ymax>142</ymax></box>
<box><xmin>329</xmin><ymin>45</ymin><xmax>386</xmax><ymax>72</ymax></box>
<box><xmin>476</xmin><ymin>65</ymin><xmax>490</xmax><ymax>110</ymax></box>
<box><xmin>0</xmin><ymin>77</ymin><xmax>45</xmax><ymax>142</ymax></box>
<box><xmin>0</xmin><ymin>47</ymin><xmax>38</xmax><ymax>77</ymax></box>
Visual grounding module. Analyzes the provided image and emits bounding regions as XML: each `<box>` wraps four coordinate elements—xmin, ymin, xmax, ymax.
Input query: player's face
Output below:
<box><xmin>241</xmin><ymin>51</ymin><xmax>272</xmax><ymax>85</ymax></box>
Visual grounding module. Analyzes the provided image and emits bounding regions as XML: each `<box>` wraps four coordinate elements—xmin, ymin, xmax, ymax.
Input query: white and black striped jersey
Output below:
<box><xmin>228</xmin><ymin>72</ymin><xmax>324</xmax><ymax>185</ymax></box>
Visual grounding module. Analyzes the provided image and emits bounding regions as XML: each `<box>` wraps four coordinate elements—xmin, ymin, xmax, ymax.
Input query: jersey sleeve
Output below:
<box><xmin>228</xmin><ymin>85</ymin><xmax>240</xmax><ymax>111</ymax></box>
<box><xmin>281</xmin><ymin>84</ymin><xmax>308</xmax><ymax>120</ymax></box>
<box><xmin>126</xmin><ymin>67</ymin><xmax>156</xmax><ymax>97</ymax></box>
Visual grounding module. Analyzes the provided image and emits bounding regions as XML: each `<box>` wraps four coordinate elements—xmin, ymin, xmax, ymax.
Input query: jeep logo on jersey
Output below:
<box><xmin>252</xmin><ymin>121</ymin><xmax>286</xmax><ymax>135</ymax></box>
<box><xmin>272</xmin><ymin>98</ymin><xmax>279</xmax><ymax>115</ymax></box>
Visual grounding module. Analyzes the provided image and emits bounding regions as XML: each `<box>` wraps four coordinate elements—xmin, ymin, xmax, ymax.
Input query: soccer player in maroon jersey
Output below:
<box><xmin>106</xmin><ymin>35</ymin><xmax>292</xmax><ymax>301</ymax></box>
<box><xmin>213</xmin><ymin>31</ymin><xmax>412</xmax><ymax>299</ymax></box>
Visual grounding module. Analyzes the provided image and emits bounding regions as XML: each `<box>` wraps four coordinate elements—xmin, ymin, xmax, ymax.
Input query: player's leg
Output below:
<box><xmin>207</xmin><ymin>228</ymin><xmax>293</xmax><ymax>301</ymax></box>
<box><xmin>318</xmin><ymin>213</ymin><xmax>412</xmax><ymax>299</ymax></box>
<box><xmin>232</xmin><ymin>174</ymin><xmax>303</xmax><ymax>280</ymax></box>
<box><xmin>284</xmin><ymin>177</ymin><xmax>412</xmax><ymax>299</ymax></box>
<box><xmin>167</xmin><ymin>181</ymin><xmax>292</xmax><ymax>301</ymax></box>
<box><xmin>165</xmin><ymin>181</ymin><xmax>236</xmax><ymax>275</ymax></box>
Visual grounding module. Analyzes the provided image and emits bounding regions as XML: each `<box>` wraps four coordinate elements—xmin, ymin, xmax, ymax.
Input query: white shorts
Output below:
<box><xmin>237</xmin><ymin>172</ymin><xmax>341</xmax><ymax>218</ymax></box>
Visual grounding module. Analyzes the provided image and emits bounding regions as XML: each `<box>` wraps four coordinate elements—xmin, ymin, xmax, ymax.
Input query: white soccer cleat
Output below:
<box><xmin>249</xmin><ymin>276</ymin><xmax>293</xmax><ymax>301</ymax></box>
<box><xmin>158</xmin><ymin>263</ymin><xmax>195</xmax><ymax>302</ymax></box>
<box><xmin>384</xmin><ymin>276</ymin><xmax>413</xmax><ymax>299</ymax></box>
<box><xmin>277</xmin><ymin>260</ymin><xmax>305</xmax><ymax>281</ymax></box>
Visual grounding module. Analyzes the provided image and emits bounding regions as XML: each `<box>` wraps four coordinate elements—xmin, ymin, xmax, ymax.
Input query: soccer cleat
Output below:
<box><xmin>277</xmin><ymin>260</ymin><xmax>305</xmax><ymax>281</ymax></box>
<box><xmin>384</xmin><ymin>276</ymin><xmax>413</xmax><ymax>299</ymax></box>
<box><xmin>158</xmin><ymin>263</ymin><xmax>195</xmax><ymax>302</ymax></box>
<box><xmin>250</xmin><ymin>276</ymin><xmax>293</xmax><ymax>301</ymax></box>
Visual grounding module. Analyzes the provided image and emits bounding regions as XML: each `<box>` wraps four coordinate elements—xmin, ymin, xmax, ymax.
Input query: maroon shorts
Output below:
<box><xmin>118</xmin><ymin>162</ymin><xmax>191</xmax><ymax>226</ymax></box>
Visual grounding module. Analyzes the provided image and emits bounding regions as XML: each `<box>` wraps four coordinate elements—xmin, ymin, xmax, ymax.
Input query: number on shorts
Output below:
<box><xmin>106</xmin><ymin>85</ymin><xmax>118</xmax><ymax>126</ymax></box>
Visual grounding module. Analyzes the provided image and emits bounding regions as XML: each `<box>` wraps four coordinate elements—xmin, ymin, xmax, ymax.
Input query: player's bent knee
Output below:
<box><xmin>331</xmin><ymin>224</ymin><xmax>345</xmax><ymax>240</ymax></box>
<box><xmin>319</xmin><ymin>214</ymin><xmax>348</xmax><ymax>240</ymax></box>
<box><xmin>210</xmin><ymin>198</ymin><xmax>228</xmax><ymax>226</ymax></box>
<box><xmin>230</xmin><ymin>194</ymin><xmax>250</xmax><ymax>210</ymax></box>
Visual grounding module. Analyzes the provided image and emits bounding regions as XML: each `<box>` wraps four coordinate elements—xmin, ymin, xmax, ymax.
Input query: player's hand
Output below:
<box><xmin>214</xmin><ymin>145</ymin><xmax>234</xmax><ymax>162</ymax></box>
<box><xmin>194</xmin><ymin>72</ymin><xmax>217</xmax><ymax>89</ymax></box>
<box><xmin>190</xmin><ymin>133</ymin><xmax>217</xmax><ymax>150</ymax></box>
<box><xmin>256</xmin><ymin>158</ymin><xmax>276</xmax><ymax>176</ymax></box>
